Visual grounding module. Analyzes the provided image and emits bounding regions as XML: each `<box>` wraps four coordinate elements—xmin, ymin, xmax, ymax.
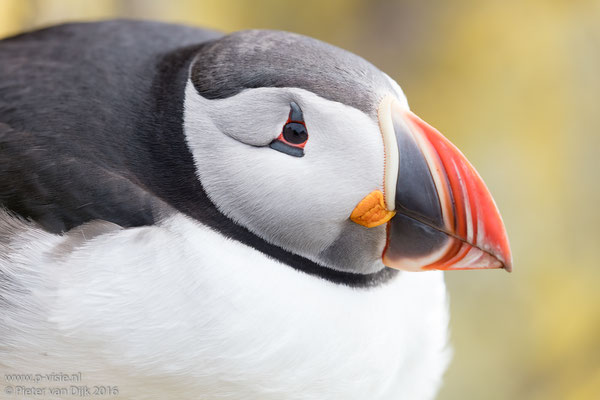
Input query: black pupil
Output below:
<box><xmin>282</xmin><ymin>122</ymin><xmax>308</xmax><ymax>145</ymax></box>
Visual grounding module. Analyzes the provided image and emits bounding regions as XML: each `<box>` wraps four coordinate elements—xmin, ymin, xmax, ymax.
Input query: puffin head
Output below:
<box><xmin>182</xmin><ymin>30</ymin><xmax>512</xmax><ymax>281</ymax></box>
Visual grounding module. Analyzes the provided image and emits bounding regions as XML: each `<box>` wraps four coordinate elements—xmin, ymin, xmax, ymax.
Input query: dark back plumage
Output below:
<box><xmin>0</xmin><ymin>20</ymin><xmax>220</xmax><ymax>231</ymax></box>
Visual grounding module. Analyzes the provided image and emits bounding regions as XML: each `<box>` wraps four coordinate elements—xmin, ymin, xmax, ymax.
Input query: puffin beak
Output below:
<box><xmin>351</xmin><ymin>96</ymin><xmax>512</xmax><ymax>272</ymax></box>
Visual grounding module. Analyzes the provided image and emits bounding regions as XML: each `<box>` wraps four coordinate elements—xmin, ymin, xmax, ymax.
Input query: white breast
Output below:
<box><xmin>0</xmin><ymin>211</ymin><xmax>450</xmax><ymax>400</ymax></box>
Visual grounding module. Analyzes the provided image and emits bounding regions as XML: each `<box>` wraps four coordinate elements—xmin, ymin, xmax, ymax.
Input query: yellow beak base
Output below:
<box><xmin>350</xmin><ymin>190</ymin><xmax>396</xmax><ymax>228</ymax></box>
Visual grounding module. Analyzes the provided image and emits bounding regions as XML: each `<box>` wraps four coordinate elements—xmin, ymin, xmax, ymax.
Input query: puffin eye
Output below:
<box><xmin>269</xmin><ymin>102</ymin><xmax>308</xmax><ymax>157</ymax></box>
<box><xmin>282</xmin><ymin>123</ymin><xmax>308</xmax><ymax>145</ymax></box>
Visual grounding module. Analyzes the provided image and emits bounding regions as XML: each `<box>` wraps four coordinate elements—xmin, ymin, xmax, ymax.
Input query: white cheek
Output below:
<box><xmin>301</xmin><ymin>98</ymin><xmax>385</xmax><ymax>205</ymax></box>
<box><xmin>183</xmin><ymin>82</ymin><xmax>385</xmax><ymax>260</ymax></box>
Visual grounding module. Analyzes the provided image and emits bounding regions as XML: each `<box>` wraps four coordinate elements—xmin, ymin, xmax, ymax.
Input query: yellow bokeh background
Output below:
<box><xmin>1</xmin><ymin>1</ymin><xmax>599</xmax><ymax>399</ymax></box>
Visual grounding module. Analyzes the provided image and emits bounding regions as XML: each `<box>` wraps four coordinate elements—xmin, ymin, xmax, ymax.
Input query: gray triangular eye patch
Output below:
<box><xmin>269</xmin><ymin>140</ymin><xmax>304</xmax><ymax>157</ymax></box>
<box><xmin>289</xmin><ymin>101</ymin><xmax>304</xmax><ymax>122</ymax></box>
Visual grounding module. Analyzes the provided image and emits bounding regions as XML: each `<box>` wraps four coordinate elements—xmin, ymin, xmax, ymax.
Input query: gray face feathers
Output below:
<box><xmin>191</xmin><ymin>30</ymin><xmax>395</xmax><ymax>115</ymax></box>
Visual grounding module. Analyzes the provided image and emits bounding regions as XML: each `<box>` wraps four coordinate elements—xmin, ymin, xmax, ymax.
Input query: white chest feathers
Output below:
<box><xmin>0</xmin><ymin>211</ymin><xmax>450</xmax><ymax>400</ymax></box>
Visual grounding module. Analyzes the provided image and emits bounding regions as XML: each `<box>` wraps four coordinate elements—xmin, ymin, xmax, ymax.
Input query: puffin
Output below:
<box><xmin>0</xmin><ymin>20</ymin><xmax>511</xmax><ymax>400</ymax></box>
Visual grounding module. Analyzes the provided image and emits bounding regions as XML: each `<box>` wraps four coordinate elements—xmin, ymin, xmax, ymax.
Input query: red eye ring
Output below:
<box><xmin>269</xmin><ymin>101</ymin><xmax>308</xmax><ymax>158</ymax></box>
<box><xmin>277</xmin><ymin>119</ymin><xmax>308</xmax><ymax>149</ymax></box>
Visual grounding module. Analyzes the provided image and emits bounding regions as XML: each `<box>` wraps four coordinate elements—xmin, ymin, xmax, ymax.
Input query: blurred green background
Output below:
<box><xmin>1</xmin><ymin>0</ymin><xmax>599</xmax><ymax>399</ymax></box>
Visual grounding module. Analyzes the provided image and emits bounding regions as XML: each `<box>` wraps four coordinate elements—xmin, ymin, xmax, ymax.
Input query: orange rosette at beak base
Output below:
<box><xmin>350</xmin><ymin>190</ymin><xmax>396</xmax><ymax>228</ymax></box>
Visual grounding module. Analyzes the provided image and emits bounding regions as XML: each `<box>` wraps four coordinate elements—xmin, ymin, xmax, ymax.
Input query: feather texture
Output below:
<box><xmin>0</xmin><ymin>211</ymin><xmax>450</xmax><ymax>400</ymax></box>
